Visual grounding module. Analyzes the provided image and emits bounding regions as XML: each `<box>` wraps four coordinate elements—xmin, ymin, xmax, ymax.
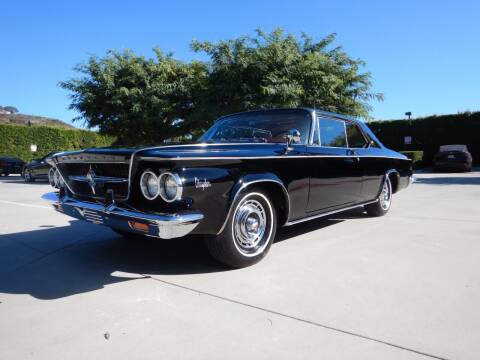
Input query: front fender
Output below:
<box><xmin>215</xmin><ymin>172</ymin><xmax>290</xmax><ymax>234</ymax></box>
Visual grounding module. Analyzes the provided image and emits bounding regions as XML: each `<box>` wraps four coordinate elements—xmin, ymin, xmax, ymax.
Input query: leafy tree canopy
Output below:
<box><xmin>61</xmin><ymin>28</ymin><xmax>382</xmax><ymax>145</ymax></box>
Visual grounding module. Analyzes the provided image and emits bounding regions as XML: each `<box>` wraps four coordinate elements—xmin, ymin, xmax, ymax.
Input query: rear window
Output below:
<box><xmin>439</xmin><ymin>145</ymin><xmax>467</xmax><ymax>152</ymax></box>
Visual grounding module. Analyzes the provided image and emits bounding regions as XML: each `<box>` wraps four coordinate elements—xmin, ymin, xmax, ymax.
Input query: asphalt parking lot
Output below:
<box><xmin>1</xmin><ymin>171</ymin><xmax>479</xmax><ymax>360</ymax></box>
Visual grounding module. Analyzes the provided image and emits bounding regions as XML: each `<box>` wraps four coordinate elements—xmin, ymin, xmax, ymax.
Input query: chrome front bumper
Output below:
<box><xmin>53</xmin><ymin>196</ymin><xmax>203</xmax><ymax>239</ymax></box>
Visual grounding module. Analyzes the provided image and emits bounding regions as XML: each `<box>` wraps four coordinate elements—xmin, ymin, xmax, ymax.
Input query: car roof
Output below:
<box><xmin>216</xmin><ymin>107</ymin><xmax>359</xmax><ymax>123</ymax></box>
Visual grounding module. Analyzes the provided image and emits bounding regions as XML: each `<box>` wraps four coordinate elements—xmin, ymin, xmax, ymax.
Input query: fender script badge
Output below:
<box><xmin>195</xmin><ymin>177</ymin><xmax>211</xmax><ymax>191</ymax></box>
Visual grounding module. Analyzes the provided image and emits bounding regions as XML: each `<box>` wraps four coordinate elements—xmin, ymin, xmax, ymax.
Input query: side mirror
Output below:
<box><xmin>286</xmin><ymin>129</ymin><xmax>301</xmax><ymax>146</ymax></box>
<box><xmin>284</xmin><ymin>129</ymin><xmax>301</xmax><ymax>153</ymax></box>
<box><xmin>364</xmin><ymin>140</ymin><xmax>375</xmax><ymax>148</ymax></box>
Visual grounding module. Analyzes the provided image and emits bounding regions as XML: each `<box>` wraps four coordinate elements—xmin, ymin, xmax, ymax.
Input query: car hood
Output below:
<box><xmin>135</xmin><ymin>143</ymin><xmax>292</xmax><ymax>159</ymax></box>
<box><xmin>51</xmin><ymin>143</ymin><xmax>293</xmax><ymax>162</ymax></box>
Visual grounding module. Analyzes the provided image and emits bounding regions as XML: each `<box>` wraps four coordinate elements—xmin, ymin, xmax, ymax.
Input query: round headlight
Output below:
<box><xmin>140</xmin><ymin>171</ymin><xmax>159</xmax><ymax>200</ymax></box>
<box><xmin>159</xmin><ymin>172</ymin><xmax>182</xmax><ymax>202</ymax></box>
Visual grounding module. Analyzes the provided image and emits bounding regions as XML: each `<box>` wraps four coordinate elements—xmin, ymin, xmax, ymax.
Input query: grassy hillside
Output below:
<box><xmin>0</xmin><ymin>113</ymin><xmax>74</xmax><ymax>129</ymax></box>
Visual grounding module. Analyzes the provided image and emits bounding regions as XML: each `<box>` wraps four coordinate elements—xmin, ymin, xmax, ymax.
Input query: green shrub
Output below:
<box><xmin>0</xmin><ymin>124</ymin><xmax>115</xmax><ymax>162</ymax></box>
<box><xmin>400</xmin><ymin>151</ymin><xmax>424</xmax><ymax>169</ymax></box>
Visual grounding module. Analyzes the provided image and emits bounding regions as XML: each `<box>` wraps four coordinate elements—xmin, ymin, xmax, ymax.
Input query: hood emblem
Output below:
<box><xmin>86</xmin><ymin>167</ymin><xmax>97</xmax><ymax>194</ymax></box>
<box><xmin>195</xmin><ymin>177</ymin><xmax>211</xmax><ymax>191</ymax></box>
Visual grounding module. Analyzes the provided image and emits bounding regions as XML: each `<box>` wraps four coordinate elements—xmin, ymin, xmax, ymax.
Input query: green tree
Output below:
<box><xmin>61</xmin><ymin>29</ymin><xmax>382</xmax><ymax>145</ymax></box>
<box><xmin>60</xmin><ymin>49</ymin><xmax>207</xmax><ymax>145</ymax></box>
<box><xmin>191</xmin><ymin>29</ymin><xmax>382</xmax><ymax>124</ymax></box>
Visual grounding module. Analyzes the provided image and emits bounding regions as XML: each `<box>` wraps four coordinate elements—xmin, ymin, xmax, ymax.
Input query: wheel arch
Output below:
<box><xmin>385</xmin><ymin>169</ymin><xmax>400</xmax><ymax>194</ymax></box>
<box><xmin>217</xmin><ymin>173</ymin><xmax>290</xmax><ymax>234</ymax></box>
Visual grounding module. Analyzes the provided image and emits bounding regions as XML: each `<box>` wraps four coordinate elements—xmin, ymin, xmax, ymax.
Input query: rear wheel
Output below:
<box><xmin>365</xmin><ymin>176</ymin><xmax>392</xmax><ymax>217</ymax></box>
<box><xmin>206</xmin><ymin>190</ymin><xmax>277</xmax><ymax>268</ymax></box>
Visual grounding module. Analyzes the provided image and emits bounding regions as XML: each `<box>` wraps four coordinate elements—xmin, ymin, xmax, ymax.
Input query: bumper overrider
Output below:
<box><xmin>54</xmin><ymin>195</ymin><xmax>203</xmax><ymax>239</ymax></box>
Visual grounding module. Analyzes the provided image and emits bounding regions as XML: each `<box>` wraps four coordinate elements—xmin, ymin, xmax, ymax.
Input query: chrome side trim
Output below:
<box><xmin>137</xmin><ymin>155</ymin><xmax>408</xmax><ymax>161</ymax></box>
<box><xmin>284</xmin><ymin>199</ymin><xmax>378</xmax><ymax>226</ymax></box>
<box><xmin>217</xmin><ymin>179</ymin><xmax>290</xmax><ymax>235</ymax></box>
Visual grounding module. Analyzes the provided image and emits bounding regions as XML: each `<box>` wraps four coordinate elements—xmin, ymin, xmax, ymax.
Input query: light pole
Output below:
<box><xmin>404</xmin><ymin>112</ymin><xmax>413</xmax><ymax>149</ymax></box>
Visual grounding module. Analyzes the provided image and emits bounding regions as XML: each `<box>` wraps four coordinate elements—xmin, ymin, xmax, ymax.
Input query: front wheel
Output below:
<box><xmin>24</xmin><ymin>170</ymin><xmax>34</xmax><ymax>182</ymax></box>
<box><xmin>206</xmin><ymin>190</ymin><xmax>277</xmax><ymax>268</ymax></box>
<box><xmin>365</xmin><ymin>176</ymin><xmax>392</xmax><ymax>217</ymax></box>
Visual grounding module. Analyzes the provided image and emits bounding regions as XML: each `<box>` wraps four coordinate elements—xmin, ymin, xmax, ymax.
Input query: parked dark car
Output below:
<box><xmin>23</xmin><ymin>151</ymin><xmax>59</xmax><ymax>182</ymax></box>
<box><xmin>48</xmin><ymin>108</ymin><xmax>412</xmax><ymax>267</ymax></box>
<box><xmin>0</xmin><ymin>157</ymin><xmax>25</xmax><ymax>176</ymax></box>
<box><xmin>433</xmin><ymin>145</ymin><xmax>472</xmax><ymax>172</ymax></box>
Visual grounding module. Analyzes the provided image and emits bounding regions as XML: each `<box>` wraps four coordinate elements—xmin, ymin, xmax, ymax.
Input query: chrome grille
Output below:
<box><xmin>82</xmin><ymin>209</ymin><xmax>104</xmax><ymax>224</ymax></box>
<box><xmin>55</xmin><ymin>154</ymin><xmax>131</xmax><ymax>200</ymax></box>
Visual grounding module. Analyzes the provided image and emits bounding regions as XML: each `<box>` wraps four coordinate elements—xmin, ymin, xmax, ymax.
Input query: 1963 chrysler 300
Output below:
<box><xmin>48</xmin><ymin>108</ymin><xmax>412</xmax><ymax>267</ymax></box>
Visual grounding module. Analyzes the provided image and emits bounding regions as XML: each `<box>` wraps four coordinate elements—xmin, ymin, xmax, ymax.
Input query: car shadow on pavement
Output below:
<box><xmin>414</xmin><ymin>176</ymin><xmax>480</xmax><ymax>185</ymax></box>
<box><xmin>0</xmin><ymin>214</ymin><xmax>349</xmax><ymax>300</ymax></box>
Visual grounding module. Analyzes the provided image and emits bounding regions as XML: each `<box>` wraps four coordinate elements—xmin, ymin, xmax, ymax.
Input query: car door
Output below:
<box><xmin>349</xmin><ymin>123</ymin><xmax>388</xmax><ymax>201</ymax></box>
<box><xmin>306</xmin><ymin>116</ymin><xmax>363</xmax><ymax>212</ymax></box>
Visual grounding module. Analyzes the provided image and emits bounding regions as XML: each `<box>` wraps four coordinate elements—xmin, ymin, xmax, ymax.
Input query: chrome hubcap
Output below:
<box><xmin>233</xmin><ymin>198</ymin><xmax>268</xmax><ymax>253</ymax></box>
<box><xmin>379</xmin><ymin>179</ymin><xmax>392</xmax><ymax>210</ymax></box>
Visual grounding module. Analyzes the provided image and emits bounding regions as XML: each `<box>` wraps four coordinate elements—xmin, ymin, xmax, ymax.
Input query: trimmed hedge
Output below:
<box><xmin>400</xmin><ymin>151</ymin><xmax>424</xmax><ymax>169</ymax></box>
<box><xmin>0</xmin><ymin>124</ymin><xmax>115</xmax><ymax>162</ymax></box>
<box><xmin>369</xmin><ymin>111</ymin><xmax>480</xmax><ymax>166</ymax></box>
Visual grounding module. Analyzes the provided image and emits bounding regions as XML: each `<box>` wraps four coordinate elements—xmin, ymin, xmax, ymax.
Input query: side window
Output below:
<box><xmin>319</xmin><ymin>118</ymin><xmax>347</xmax><ymax>147</ymax></box>
<box><xmin>346</xmin><ymin>123</ymin><xmax>367</xmax><ymax>148</ymax></box>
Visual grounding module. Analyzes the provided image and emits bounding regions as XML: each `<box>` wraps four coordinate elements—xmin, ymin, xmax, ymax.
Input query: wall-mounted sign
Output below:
<box><xmin>30</xmin><ymin>144</ymin><xmax>37</xmax><ymax>152</ymax></box>
<box><xmin>404</xmin><ymin>136</ymin><xmax>412</xmax><ymax>145</ymax></box>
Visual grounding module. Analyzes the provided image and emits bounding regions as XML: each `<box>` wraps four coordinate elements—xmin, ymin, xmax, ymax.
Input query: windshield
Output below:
<box><xmin>199</xmin><ymin>109</ymin><xmax>312</xmax><ymax>144</ymax></box>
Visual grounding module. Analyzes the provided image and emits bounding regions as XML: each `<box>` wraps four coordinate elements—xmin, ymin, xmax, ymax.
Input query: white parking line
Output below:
<box><xmin>0</xmin><ymin>200</ymin><xmax>51</xmax><ymax>209</ymax></box>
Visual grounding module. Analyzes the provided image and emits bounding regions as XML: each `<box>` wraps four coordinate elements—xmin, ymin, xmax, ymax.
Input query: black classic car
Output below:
<box><xmin>23</xmin><ymin>151</ymin><xmax>59</xmax><ymax>182</ymax></box>
<box><xmin>0</xmin><ymin>156</ymin><xmax>25</xmax><ymax>176</ymax></box>
<box><xmin>433</xmin><ymin>144</ymin><xmax>472</xmax><ymax>172</ymax></box>
<box><xmin>48</xmin><ymin>108</ymin><xmax>412</xmax><ymax>267</ymax></box>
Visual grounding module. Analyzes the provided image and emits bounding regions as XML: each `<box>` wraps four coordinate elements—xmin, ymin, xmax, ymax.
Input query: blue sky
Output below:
<box><xmin>1</xmin><ymin>0</ymin><xmax>478</xmax><ymax>126</ymax></box>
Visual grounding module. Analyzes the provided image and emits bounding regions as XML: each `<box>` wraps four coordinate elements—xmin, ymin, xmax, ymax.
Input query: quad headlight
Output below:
<box><xmin>159</xmin><ymin>172</ymin><xmax>182</xmax><ymax>202</ymax></box>
<box><xmin>140</xmin><ymin>170</ymin><xmax>160</xmax><ymax>200</ymax></box>
<box><xmin>139</xmin><ymin>170</ymin><xmax>182</xmax><ymax>202</ymax></box>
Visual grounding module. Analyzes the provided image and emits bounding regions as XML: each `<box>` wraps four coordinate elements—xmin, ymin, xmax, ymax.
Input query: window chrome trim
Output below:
<box><xmin>137</xmin><ymin>154</ymin><xmax>407</xmax><ymax>161</ymax></box>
